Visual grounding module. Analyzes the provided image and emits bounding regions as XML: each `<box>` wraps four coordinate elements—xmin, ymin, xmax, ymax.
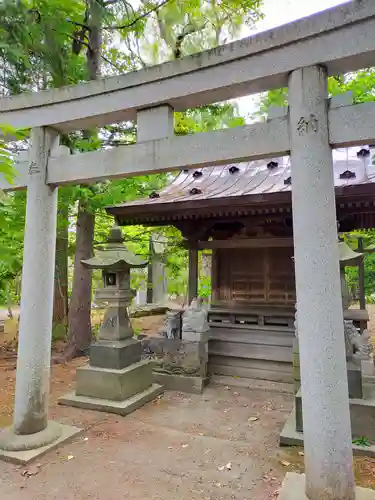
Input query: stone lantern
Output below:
<box><xmin>60</xmin><ymin>226</ymin><xmax>163</xmax><ymax>415</ymax></box>
<box><xmin>83</xmin><ymin>226</ymin><xmax>147</xmax><ymax>354</ymax></box>
<box><xmin>338</xmin><ymin>240</ymin><xmax>362</xmax><ymax>309</ymax></box>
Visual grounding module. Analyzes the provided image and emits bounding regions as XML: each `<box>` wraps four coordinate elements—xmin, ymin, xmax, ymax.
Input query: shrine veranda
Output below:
<box><xmin>1</xmin><ymin>1</ymin><xmax>375</xmax><ymax>499</ymax></box>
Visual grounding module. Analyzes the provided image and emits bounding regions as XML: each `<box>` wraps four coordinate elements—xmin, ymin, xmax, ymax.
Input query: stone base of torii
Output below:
<box><xmin>278</xmin><ymin>473</ymin><xmax>375</xmax><ymax>500</ymax></box>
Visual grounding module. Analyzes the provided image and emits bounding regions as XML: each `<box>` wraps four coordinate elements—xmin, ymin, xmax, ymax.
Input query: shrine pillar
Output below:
<box><xmin>15</xmin><ymin>127</ymin><xmax>59</xmax><ymax>435</ymax></box>
<box><xmin>188</xmin><ymin>247</ymin><xmax>198</xmax><ymax>304</ymax></box>
<box><xmin>0</xmin><ymin>128</ymin><xmax>80</xmax><ymax>461</ymax></box>
<box><xmin>288</xmin><ymin>66</ymin><xmax>355</xmax><ymax>499</ymax></box>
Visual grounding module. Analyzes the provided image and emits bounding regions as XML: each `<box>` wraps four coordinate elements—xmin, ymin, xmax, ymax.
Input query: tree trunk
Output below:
<box><xmin>86</xmin><ymin>0</ymin><xmax>102</xmax><ymax>80</ymax></box>
<box><xmin>52</xmin><ymin>204</ymin><xmax>69</xmax><ymax>336</ymax></box>
<box><xmin>61</xmin><ymin>0</ymin><xmax>102</xmax><ymax>360</ymax></box>
<box><xmin>65</xmin><ymin>204</ymin><xmax>95</xmax><ymax>357</ymax></box>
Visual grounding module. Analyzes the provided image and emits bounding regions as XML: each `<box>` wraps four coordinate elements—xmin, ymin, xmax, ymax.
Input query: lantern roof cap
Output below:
<box><xmin>81</xmin><ymin>226</ymin><xmax>148</xmax><ymax>270</ymax></box>
<box><xmin>339</xmin><ymin>241</ymin><xmax>362</xmax><ymax>265</ymax></box>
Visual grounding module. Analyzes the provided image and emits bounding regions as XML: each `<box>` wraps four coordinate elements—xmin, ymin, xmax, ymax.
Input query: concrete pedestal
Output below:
<box><xmin>293</xmin><ymin>338</ymin><xmax>363</xmax><ymax>399</ymax></box>
<box><xmin>296</xmin><ymin>385</ymin><xmax>375</xmax><ymax>439</ymax></box>
<box><xmin>280</xmin><ymin>384</ymin><xmax>375</xmax><ymax>457</ymax></box>
<box><xmin>278</xmin><ymin>473</ymin><xmax>375</xmax><ymax>500</ymax></box>
<box><xmin>347</xmin><ymin>359</ymin><xmax>364</xmax><ymax>399</ymax></box>
<box><xmin>153</xmin><ymin>372</ymin><xmax>208</xmax><ymax>394</ymax></box>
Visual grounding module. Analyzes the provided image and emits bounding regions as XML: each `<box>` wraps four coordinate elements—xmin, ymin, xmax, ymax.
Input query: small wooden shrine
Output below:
<box><xmin>107</xmin><ymin>147</ymin><xmax>375</xmax><ymax>384</ymax></box>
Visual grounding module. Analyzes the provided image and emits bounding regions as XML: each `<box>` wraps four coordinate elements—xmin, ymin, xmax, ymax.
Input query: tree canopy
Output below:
<box><xmin>0</xmin><ymin>0</ymin><xmax>264</xmax><ymax>354</ymax></box>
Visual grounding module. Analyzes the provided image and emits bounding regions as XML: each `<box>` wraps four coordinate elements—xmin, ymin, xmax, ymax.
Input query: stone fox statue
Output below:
<box><xmin>344</xmin><ymin>320</ymin><xmax>373</xmax><ymax>361</ymax></box>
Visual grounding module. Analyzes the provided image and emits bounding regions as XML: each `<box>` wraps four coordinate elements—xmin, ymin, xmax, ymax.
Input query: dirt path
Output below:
<box><xmin>0</xmin><ymin>380</ymin><xmax>295</xmax><ymax>500</ymax></box>
<box><xmin>0</xmin><ymin>340</ymin><xmax>297</xmax><ymax>499</ymax></box>
<box><xmin>0</xmin><ymin>309</ymin><xmax>374</xmax><ymax>498</ymax></box>
<box><xmin>0</xmin><ymin>368</ymin><xmax>374</xmax><ymax>499</ymax></box>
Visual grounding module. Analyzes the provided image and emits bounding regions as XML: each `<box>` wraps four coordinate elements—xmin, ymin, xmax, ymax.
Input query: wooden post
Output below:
<box><xmin>211</xmin><ymin>250</ymin><xmax>218</xmax><ymax>305</ymax></box>
<box><xmin>188</xmin><ymin>247</ymin><xmax>198</xmax><ymax>304</ymax></box>
<box><xmin>147</xmin><ymin>235</ymin><xmax>153</xmax><ymax>304</ymax></box>
<box><xmin>358</xmin><ymin>237</ymin><xmax>366</xmax><ymax>310</ymax></box>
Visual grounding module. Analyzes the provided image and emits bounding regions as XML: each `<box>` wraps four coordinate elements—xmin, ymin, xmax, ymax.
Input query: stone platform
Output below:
<box><xmin>278</xmin><ymin>473</ymin><xmax>375</xmax><ymax>500</ymax></box>
<box><xmin>280</xmin><ymin>383</ymin><xmax>375</xmax><ymax>457</ymax></box>
<box><xmin>153</xmin><ymin>372</ymin><xmax>207</xmax><ymax>394</ymax></box>
<box><xmin>294</xmin><ymin>384</ymin><xmax>375</xmax><ymax>441</ymax></box>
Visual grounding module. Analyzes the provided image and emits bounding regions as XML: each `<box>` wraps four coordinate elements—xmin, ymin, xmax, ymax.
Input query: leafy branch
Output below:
<box><xmin>0</xmin><ymin>125</ymin><xmax>27</xmax><ymax>185</ymax></box>
<box><xmin>102</xmin><ymin>0</ymin><xmax>171</xmax><ymax>30</ymax></box>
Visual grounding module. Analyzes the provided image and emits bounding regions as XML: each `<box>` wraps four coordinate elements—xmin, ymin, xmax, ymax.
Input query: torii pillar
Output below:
<box><xmin>0</xmin><ymin>128</ymin><xmax>81</xmax><ymax>464</ymax></box>
<box><xmin>280</xmin><ymin>66</ymin><xmax>355</xmax><ymax>499</ymax></box>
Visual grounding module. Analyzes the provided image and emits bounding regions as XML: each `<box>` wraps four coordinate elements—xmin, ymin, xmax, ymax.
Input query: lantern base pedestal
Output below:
<box><xmin>59</xmin><ymin>360</ymin><xmax>163</xmax><ymax>416</ymax></box>
<box><xmin>278</xmin><ymin>473</ymin><xmax>375</xmax><ymax>500</ymax></box>
<box><xmin>90</xmin><ymin>338</ymin><xmax>141</xmax><ymax>370</ymax></box>
<box><xmin>59</xmin><ymin>384</ymin><xmax>163</xmax><ymax>416</ymax></box>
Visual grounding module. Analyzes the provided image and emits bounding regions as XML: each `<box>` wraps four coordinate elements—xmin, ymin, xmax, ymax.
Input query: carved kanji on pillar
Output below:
<box><xmin>296</xmin><ymin>114</ymin><xmax>319</xmax><ymax>136</ymax></box>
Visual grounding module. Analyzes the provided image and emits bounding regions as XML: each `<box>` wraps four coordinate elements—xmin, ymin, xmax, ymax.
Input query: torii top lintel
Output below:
<box><xmin>0</xmin><ymin>0</ymin><xmax>375</xmax><ymax>132</ymax></box>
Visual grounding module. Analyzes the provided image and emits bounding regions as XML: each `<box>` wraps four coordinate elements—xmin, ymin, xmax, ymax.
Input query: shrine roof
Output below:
<box><xmin>107</xmin><ymin>147</ymin><xmax>375</xmax><ymax>225</ymax></box>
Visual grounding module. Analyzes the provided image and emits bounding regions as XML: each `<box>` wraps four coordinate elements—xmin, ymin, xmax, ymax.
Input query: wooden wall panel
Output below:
<box><xmin>267</xmin><ymin>247</ymin><xmax>296</xmax><ymax>304</ymax></box>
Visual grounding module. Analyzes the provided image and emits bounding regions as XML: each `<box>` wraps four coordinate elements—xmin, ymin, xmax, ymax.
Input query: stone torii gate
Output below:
<box><xmin>1</xmin><ymin>1</ymin><xmax>375</xmax><ymax>498</ymax></box>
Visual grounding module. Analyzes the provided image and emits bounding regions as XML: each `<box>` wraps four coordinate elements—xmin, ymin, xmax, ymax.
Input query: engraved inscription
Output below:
<box><xmin>297</xmin><ymin>114</ymin><xmax>319</xmax><ymax>136</ymax></box>
<box><xmin>28</xmin><ymin>161</ymin><xmax>41</xmax><ymax>175</ymax></box>
<box><xmin>103</xmin><ymin>316</ymin><xmax>116</xmax><ymax>328</ymax></box>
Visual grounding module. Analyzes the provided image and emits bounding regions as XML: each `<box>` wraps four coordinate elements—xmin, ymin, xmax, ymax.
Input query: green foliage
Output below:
<box><xmin>199</xmin><ymin>275</ymin><xmax>212</xmax><ymax>298</ymax></box>
<box><xmin>255</xmin><ymin>88</ymin><xmax>288</xmax><ymax>120</ymax></box>
<box><xmin>0</xmin><ymin>0</ymin><xmax>265</xmax><ymax>308</ymax></box>
<box><xmin>352</xmin><ymin>436</ymin><xmax>371</xmax><ymax>447</ymax></box>
<box><xmin>140</xmin><ymin>0</ymin><xmax>263</xmax><ymax>63</ymax></box>
<box><xmin>52</xmin><ymin>323</ymin><xmax>69</xmax><ymax>342</ymax></box>
<box><xmin>0</xmin><ymin>192</ymin><xmax>26</xmax><ymax>304</ymax></box>
<box><xmin>0</xmin><ymin>124</ymin><xmax>28</xmax><ymax>183</ymax></box>
<box><xmin>176</xmin><ymin>103</ymin><xmax>245</xmax><ymax>134</ymax></box>
<box><xmin>329</xmin><ymin>70</ymin><xmax>375</xmax><ymax>104</ymax></box>
<box><xmin>344</xmin><ymin>231</ymin><xmax>375</xmax><ymax>298</ymax></box>
<box><xmin>255</xmin><ymin>69</ymin><xmax>375</xmax><ymax>120</ymax></box>
<box><xmin>0</xmin><ymin>0</ymin><xmax>87</xmax><ymax>92</ymax></box>
<box><xmin>0</xmin><ymin>125</ymin><xmax>29</xmax><ymax>305</ymax></box>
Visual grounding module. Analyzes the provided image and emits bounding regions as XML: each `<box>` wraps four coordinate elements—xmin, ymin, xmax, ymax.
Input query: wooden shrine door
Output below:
<box><xmin>209</xmin><ymin>245</ymin><xmax>296</xmax><ymax>383</ymax></box>
<box><xmin>213</xmin><ymin>246</ymin><xmax>296</xmax><ymax>307</ymax></box>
